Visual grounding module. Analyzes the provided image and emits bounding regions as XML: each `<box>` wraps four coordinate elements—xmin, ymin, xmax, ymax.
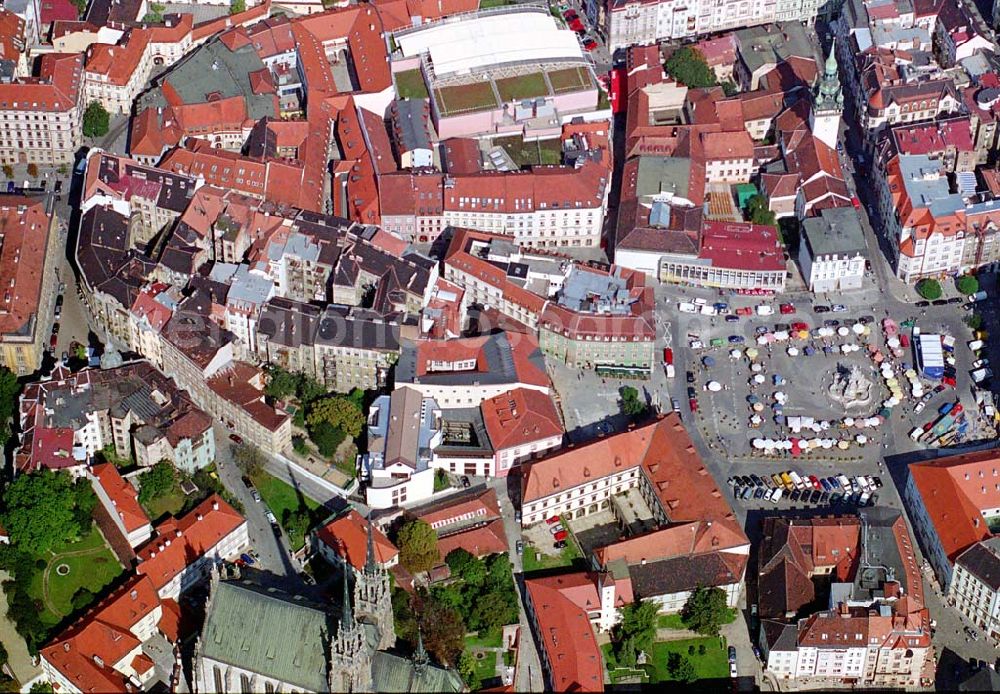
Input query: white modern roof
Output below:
<box><xmin>397</xmin><ymin>12</ymin><xmax>585</xmax><ymax>77</ymax></box>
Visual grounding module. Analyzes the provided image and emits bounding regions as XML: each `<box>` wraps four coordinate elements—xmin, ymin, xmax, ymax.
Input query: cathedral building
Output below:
<box><xmin>193</xmin><ymin>524</ymin><xmax>463</xmax><ymax>693</ymax></box>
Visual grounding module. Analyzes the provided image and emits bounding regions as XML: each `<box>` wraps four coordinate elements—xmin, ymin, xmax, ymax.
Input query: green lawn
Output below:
<box><xmin>522</xmin><ymin>532</ymin><xmax>582</xmax><ymax>573</ymax></box>
<box><xmin>28</xmin><ymin>527</ymin><xmax>124</xmax><ymax>626</ymax></box>
<box><xmin>479</xmin><ymin>0</ymin><xmax>512</xmax><ymax>7</ymax></box>
<box><xmin>434</xmin><ymin>83</ymin><xmax>497</xmax><ymax>116</ymax></box>
<box><xmin>603</xmin><ymin>637</ymin><xmax>729</xmax><ymax>683</ymax></box>
<box><xmin>142</xmin><ymin>484</ymin><xmax>186</xmax><ymax>522</ymax></box>
<box><xmin>470</xmin><ymin>649</ymin><xmax>496</xmax><ymax>682</ymax></box>
<box><xmin>465</xmin><ymin>631</ymin><xmax>503</xmax><ymax>649</ymax></box>
<box><xmin>657</xmin><ymin>608</ymin><xmax>737</xmax><ymax>630</ymax></box>
<box><xmin>495</xmin><ymin>136</ymin><xmax>563</xmax><ymax>167</ymax></box>
<box><xmin>252</xmin><ymin>471</ymin><xmax>321</xmax><ymax>551</ymax></box>
<box><xmin>495</xmin><ymin>72</ymin><xmax>548</xmax><ymax>102</ymax></box>
<box><xmin>548</xmin><ymin>66</ymin><xmax>591</xmax><ymax>93</ymax></box>
<box><xmin>395</xmin><ymin>69</ymin><xmax>428</xmax><ymax>99</ymax></box>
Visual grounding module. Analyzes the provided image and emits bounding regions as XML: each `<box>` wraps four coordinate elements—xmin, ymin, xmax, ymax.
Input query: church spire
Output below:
<box><xmin>364</xmin><ymin>519</ymin><xmax>379</xmax><ymax>576</ymax></box>
<box><xmin>341</xmin><ymin>567</ymin><xmax>353</xmax><ymax>627</ymax></box>
<box><xmin>413</xmin><ymin>628</ymin><xmax>428</xmax><ymax>674</ymax></box>
<box><xmin>815</xmin><ymin>39</ymin><xmax>843</xmax><ymax>114</ymax></box>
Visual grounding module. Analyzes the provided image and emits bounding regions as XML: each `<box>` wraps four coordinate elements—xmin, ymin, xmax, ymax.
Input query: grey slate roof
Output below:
<box><xmin>200</xmin><ymin>579</ymin><xmax>335</xmax><ymax>692</ymax></box>
<box><xmin>801</xmin><ymin>207</ymin><xmax>867</xmax><ymax>259</ymax></box>
<box><xmin>396</xmin><ymin>332</ymin><xmax>545</xmax><ymax>387</ymax></box>
<box><xmin>138</xmin><ymin>37</ymin><xmax>276</xmax><ymax>122</ymax></box>
<box><xmin>371</xmin><ymin>652</ymin><xmax>464</xmax><ymax>693</ymax></box>
<box><xmin>956</xmin><ymin>537</ymin><xmax>1000</xmax><ymax>591</ymax></box>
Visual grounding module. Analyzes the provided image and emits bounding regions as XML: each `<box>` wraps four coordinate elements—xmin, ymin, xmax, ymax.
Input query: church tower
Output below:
<box><xmin>330</xmin><ymin>570</ymin><xmax>373</xmax><ymax>693</ymax></box>
<box><xmin>353</xmin><ymin>520</ymin><xmax>395</xmax><ymax>650</ymax></box>
<box><xmin>810</xmin><ymin>40</ymin><xmax>843</xmax><ymax>151</ymax></box>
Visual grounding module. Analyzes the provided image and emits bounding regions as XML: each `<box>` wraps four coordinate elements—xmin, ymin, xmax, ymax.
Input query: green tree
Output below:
<box><xmin>419</xmin><ymin>598</ymin><xmax>465</xmax><ymax>666</ymax></box>
<box><xmin>292</xmin><ymin>435</ymin><xmax>309</xmax><ymax>455</ymax></box>
<box><xmin>138</xmin><ymin>462</ymin><xmax>176</xmax><ymax>506</ymax></box>
<box><xmin>957</xmin><ymin>274</ymin><xmax>980</xmax><ymax>296</ymax></box>
<box><xmin>231</xmin><ymin>0</ymin><xmax>247</xmax><ymax>13</ymax></box>
<box><xmin>306</xmin><ymin>395</ymin><xmax>364</xmax><ymax>438</ymax></box>
<box><xmin>746</xmin><ymin>194</ymin><xmax>777</xmax><ymax>227</ymax></box>
<box><xmin>82</xmin><ymin>101</ymin><xmax>110</xmax><ymax>138</ymax></box>
<box><xmin>916</xmin><ymin>278</ymin><xmax>942</xmax><ymax>301</ymax></box>
<box><xmin>458</xmin><ymin>650</ymin><xmax>480</xmax><ymax>691</ymax></box>
<box><xmin>309</xmin><ymin>420</ymin><xmax>346</xmax><ymax>457</ymax></box>
<box><xmin>445</xmin><ymin>548</ymin><xmax>475</xmax><ymax>575</ymax></box>
<box><xmin>142</xmin><ymin>3</ymin><xmax>165</xmax><ymax>22</ymax></box>
<box><xmin>681</xmin><ymin>586</ymin><xmax>729</xmax><ymax>636</ymax></box>
<box><xmin>70</xmin><ymin>0</ymin><xmax>88</xmax><ymax>13</ymax></box>
<box><xmin>397</xmin><ymin>519</ymin><xmax>439</xmax><ymax>574</ymax></box>
<box><xmin>471</xmin><ymin>590</ymin><xmax>516</xmax><ymax>635</ymax></box>
<box><xmin>665</xmin><ymin>47</ymin><xmax>717</xmax><ymax>88</ymax></box>
<box><xmin>620</xmin><ymin>386</ymin><xmax>647</xmax><ymax>417</ymax></box>
<box><xmin>965</xmin><ymin>313</ymin><xmax>984</xmax><ymax>330</ymax></box>
<box><xmin>70</xmin><ymin>587</ymin><xmax>96</xmax><ymax>613</ymax></box>
<box><xmin>282</xmin><ymin>508</ymin><xmax>311</xmax><ymax>544</ymax></box>
<box><xmin>484</xmin><ymin>553</ymin><xmax>514</xmax><ymax>591</ymax></box>
<box><xmin>721</xmin><ymin>80</ymin><xmax>738</xmax><ymax>96</ymax></box>
<box><xmin>297</xmin><ymin>375</ymin><xmax>327</xmax><ymax>404</ymax></box>
<box><xmin>0</xmin><ymin>365</ymin><xmax>20</xmax><ymax>447</ymax></box>
<box><xmin>28</xmin><ymin>683</ymin><xmax>54</xmax><ymax>694</ymax></box>
<box><xmin>667</xmin><ymin>652</ymin><xmax>697</xmax><ymax>682</ymax></box>
<box><xmin>265</xmin><ymin>367</ymin><xmax>299</xmax><ymax>400</ymax></box>
<box><xmin>1</xmin><ymin>470</ymin><xmax>91</xmax><ymax>554</ymax></box>
<box><xmin>611</xmin><ymin>599</ymin><xmax>659</xmax><ymax>667</ymax></box>
<box><xmin>232</xmin><ymin>442</ymin><xmax>264</xmax><ymax>479</ymax></box>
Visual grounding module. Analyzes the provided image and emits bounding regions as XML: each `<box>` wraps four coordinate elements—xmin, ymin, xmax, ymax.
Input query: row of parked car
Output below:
<box><xmin>728</xmin><ymin>472</ymin><xmax>884</xmax><ymax>507</ymax></box>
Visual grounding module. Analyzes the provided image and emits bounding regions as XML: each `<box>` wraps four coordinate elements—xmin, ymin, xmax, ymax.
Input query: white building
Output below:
<box><xmin>135</xmin><ymin>495</ymin><xmax>249</xmax><ymax>600</ymax></box>
<box><xmin>949</xmin><ymin>537</ymin><xmax>1000</xmax><ymax>641</ymax></box>
<box><xmin>603</xmin><ymin>0</ymin><xmax>823</xmax><ymax>52</ymax></box>
<box><xmin>799</xmin><ymin>207</ymin><xmax>868</xmax><ymax>293</ymax></box>
<box><xmin>361</xmin><ymin>387</ymin><xmax>440</xmax><ymax>510</ymax></box>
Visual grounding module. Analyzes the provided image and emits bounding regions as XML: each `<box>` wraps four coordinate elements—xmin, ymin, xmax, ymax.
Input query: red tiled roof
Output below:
<box><xmin>0</xmin><ymin>52</ymin><xmax>83</xmax><ymax>113</ymax></box>
<box><xmin>0</xmin><ymin>195</ymin><xmax>51</xmax><ymax>346</ymax></box>
<box><xmin>523</xmin><ymin>416</ymin><xmax>739</xmax><ymax>525</ymax></box>
<box><xmin>314</xmin><ymin>509</ymin><xmax>399</xmax><ymax>571</ymax></box>
<box><xmin>525</xmin><ymin>574</ymin><xmax>604</xmax><ymax>693</ymax></box>
<box><xmin>85</xmin><ymin>29</ymin><xmax>150</xmax><ymax>85</ymax></box>
<box><xmin>207</xmin><ymin>362</ymin><xmax>289</xmax><ymax>433</ymax></box>
<box><xmin>91</xmin><ymin>463</ymin><xmax>150</xmax><ymax>534</ymax></box>
<box><xmin>436</xmin><ymin>519</ymin><xmax>509</xmax><ymax>559</ymax></box>
<box><xmin>135</xmin><ymin>494</ymin><xmax>245</xmax><ymax>591</ymax></box>
<box><xmin>41</xmin><ymin>576</ymin><xmax>163</xmax><ymax>694</ymax></box>
<box><xmin>481</xmin><ymin>388</ymin><xmax>563</xmax><ymax>452</ymax></box>
<box><xmin>700</xmin><ymin>220</ymin><xmax>785</xmax><ymax>272</ymax></box>
<box><xmin>0</xmin><ymin>10</ymin><xmax>25</xmax><ymax>63</ymax></box>
<box><xmin>909</xmin><ymin>451</ymin><xmax>1000</xmax><ymax>561</ymax></box>
<box><xmin>40</xmin><ymin>0</ymin><xmax>79</xmax><ymax>24</ymax></box>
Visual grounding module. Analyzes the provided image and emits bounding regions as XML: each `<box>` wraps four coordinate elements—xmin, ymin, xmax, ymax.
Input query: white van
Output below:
<box><xmin>909</xmin><ymin>427</ymin><xmax>924</xmax><ymax>441</ymax></box>
<box><xmin>770</xmin><ymin>488</ymin><xmax>783</xmax><ymax>504</ymax></box>
<box><xmin>837</xmin><ymin>474</ymin><xmax>852</xmax><ymax>491</ymax></box>
<box><xmin>756</xmin><ymin>305</ymin><xmax>775</xmax><ymax>316</ymax></box>
<box><xmin>700</xmin><ymin>304</ymin><xmax>719</xmax><ymax>316</ymax></box>
<box><xmin>789</xmin><ymin>471</ymin><xmax>804</xmax><ymax>489</ymax></box>
<box><xmin>678</xmin><ymin>302</ymin><xmax>698</xmax><ymax>314</ymax></box>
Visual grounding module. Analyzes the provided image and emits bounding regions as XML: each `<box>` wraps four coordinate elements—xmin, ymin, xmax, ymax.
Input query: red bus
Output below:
<box><xmin>609</xmin><ymin>68</ymin><xmax>624</xmax><ymax>114</ymax></box>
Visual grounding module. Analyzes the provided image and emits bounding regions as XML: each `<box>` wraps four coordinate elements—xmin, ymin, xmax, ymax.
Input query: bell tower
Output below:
<box><xmin>810</xmin><ymin>40</ymin><xmax>844</xmax><ymax>151</ymax></box>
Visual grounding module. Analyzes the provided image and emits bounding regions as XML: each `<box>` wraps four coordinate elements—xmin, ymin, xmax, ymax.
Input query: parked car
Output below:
<box><xmin>728</xmin><ymin>335</ymin><xmax>745</xmax><ymax>344</ymax></box>
<box><xmin>582</xmin><ymin>38</ymin><xmax>598</xmax><ymax>51</ymax></box>
<box><xmin>725</xmin><ymin>314</ymin><xmax>740</xmax><ymax>323</ymax></box>
<box><xmin>948</xmin><ymin>296</ymin><xmax>963</xmax><ymax>304</ymax></box>
<box><xmin>686</xmin><ymin>370</ymin><xmax>695</xmax><ymax>383</ymax></box>
<box><xmin>832</xmin><ymin>304</ymin><xmax>847</xmax><ymax>312</ymax></box>
<box><xmin>689</xmin><ymin>397</ymin><xmax>699</xmax><ymax>413</ymax></box>
<box><xmin>728</xmin><ymin>646</ymin><xmax>737</xmax><ymax>663</ymax></box>
<box><xmin>671</xmin><ymin>397</ymin><xmax>681</xmax><ymax>413</ymax></box>
<box><xmin>779</xmin><ymin>303</ymin><xmax>795</xmax><ymax>314</ymax></box>
<box><xmin>240</xmin><ymin>553</ymin><xmax>256</xmax><ymax>566</ymax></box>
<box><xmin>915</xmin><ymin>300</ymin><xmax>930</xmax><ymax>308</ymax></box>
<box><xmin>265</xmin><ymin>509</ymin><xmax>278</xmax><ymax>525</ymax></box>
<box><xmin>546</xmin><ymin>516</ymin><xmax>560</xmax><ymax>525</ymax></box>
<box><xmin>550</xmin><ymin>524</ymin><xmax>565</xmax><ymax>535</ymax></box>
<box><xmin>516</xmin><ymin>540</ymin><xmax>524</xmax><ymax>554</ymax></box>
<box><xmin>814</xmin><ymin>305</ymin><xmax>831</xmax><ymax>313</ymax></box>
<box><xmin>553</xmin><ymin>530</ymin><xmax>568</xmax><ymax>541</ymax></box>
<box><xmin>553</xmin><ymin>540</ymin><xmax>567</xmax><ymax>549</ymax></box>
<box><xmin>229</xmin><ymin>433</ymin><xmax>243</xmax><ymax>445</ymax></box>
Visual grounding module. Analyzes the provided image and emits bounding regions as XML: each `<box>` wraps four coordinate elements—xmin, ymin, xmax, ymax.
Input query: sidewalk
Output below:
<box><xmin>0</xmin><ymin>572</ymin><xmax>40</xmax><ymax>686</ymax></box>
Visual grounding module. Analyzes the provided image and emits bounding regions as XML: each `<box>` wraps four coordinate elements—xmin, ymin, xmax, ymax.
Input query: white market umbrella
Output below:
<box><xmin>707</xmin><ymin>381</ymin><xmax>723</xmax><ymax>392</ymax></box>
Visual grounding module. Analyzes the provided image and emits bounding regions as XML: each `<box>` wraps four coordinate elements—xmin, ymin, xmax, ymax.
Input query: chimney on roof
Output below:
<box><xmin>212</xmin><ymin>499</ymin><xmax>219</xmax><ymax>511</ymax></box>
<box><xmin>839</xmin><ymin>601</ymin><xmax>849</xmax><ymax>616</ymax></box>
<box><xmin>175</xmin><ymin>529</ymin><xmax>182</xmax><ymax>538</ymax></box>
